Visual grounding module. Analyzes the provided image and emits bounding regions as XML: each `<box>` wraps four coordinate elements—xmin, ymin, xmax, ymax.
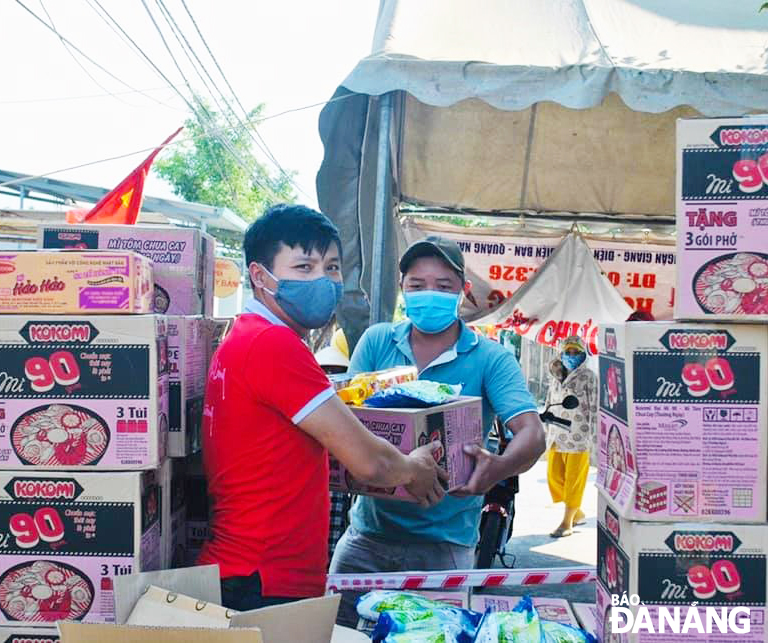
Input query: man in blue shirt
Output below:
<box><xmin>330</xmin><ymin>236</ymin><xmax>546</xmax><ymax>625</ymax></box>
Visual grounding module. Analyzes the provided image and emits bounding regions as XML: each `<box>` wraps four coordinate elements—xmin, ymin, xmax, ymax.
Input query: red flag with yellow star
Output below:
<box><xmin>67</xmin><ymin>127</ymin><xmax>182</xmax><ymax>225</ymax></box>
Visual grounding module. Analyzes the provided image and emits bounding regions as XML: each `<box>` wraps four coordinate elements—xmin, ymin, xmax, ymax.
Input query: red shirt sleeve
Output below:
<box><xmin>247</xmin><ymin>325</ymin><xmax>334</xmax><ymax>424</ymax></box>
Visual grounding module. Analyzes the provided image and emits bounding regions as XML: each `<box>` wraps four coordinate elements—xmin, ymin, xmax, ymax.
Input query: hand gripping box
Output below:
<box><xmin>676</xmin><ymin>116</ymin><xmax>768</xmax><ymax>321</ymax></box>
<box><xmin>0</xmin><ymin>469</ymin><xmax>162</xmax><ymax>625</ymax></box>
<box><xmin>328</xmin><ymin>397</ymin><xmax>482</xmax><ymax>501</ymax></box>
<box><xmin>0</xmin><ymin>316</ymin><xmax>168</xmax><ymax>470</ymax></box>
<box><xmin>0</xmin><ymin>251</ymin><xmax>152</xmax><ymax>314</ymax></box>
<box><xmin>596</xmin><ymin>493</ymin><xmax>767</xmax><ymax>643</ymax></box>
<box><xmin>597</xmin><ymin>322</ymin><xmax>768</xmax><ymax>522</ymax></box>
<box><xmin>38</xmin><ymin>224</ymin><xmax>215</xmax><ymax>316</ymax></box>
<box><xmin>167</xmin><ymin>317</ymin><xmax>207</xmax><ymax>457</ymax></box>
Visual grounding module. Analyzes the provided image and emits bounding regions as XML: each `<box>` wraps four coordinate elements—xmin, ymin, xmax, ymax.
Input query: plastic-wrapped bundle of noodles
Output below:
<box><xmin>364</xmin><ymin>381</ymin><xmax>463</xmax><ymax>408</ymax></box>
<box><xmin>475</xmin><ymin>597</ymin><xmax>597</xmax><ymax>643</ymax></box>
<box><xmin>542</xmin><ymin>620</ymin><xmax>597</xmax><ymax>643</ymax></box>
<box><xmin>372</xmin><ymin>615</ymin><xmax>466</xmax><ymax>642</ymax></box>
<box><xmin>474</xmin><ymin>596</ymin><xmax>543</xmax><ymax>642</ymax></box>
<box><xmin>358</xmin><ymin>591</ymin><xmax>481</xmax><ymax>643</ymax></box>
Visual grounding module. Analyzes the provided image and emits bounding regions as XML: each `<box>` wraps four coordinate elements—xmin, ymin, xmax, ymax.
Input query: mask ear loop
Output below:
<box><xmin>256</xmin><ymin>263</ymin><xmax>279</xmax><ymax>298</ymax></box>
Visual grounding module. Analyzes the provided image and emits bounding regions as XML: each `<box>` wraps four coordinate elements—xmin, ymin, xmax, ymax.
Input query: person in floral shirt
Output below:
<box><xmin>545</xmin><ymin>335</ymin><xmax>597</xmax><ymax>538</ymax></box>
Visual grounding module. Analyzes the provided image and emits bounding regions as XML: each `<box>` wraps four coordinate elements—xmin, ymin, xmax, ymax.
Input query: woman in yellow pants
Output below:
<box><xmin>545</xmin><ymin>336</ymin><xmax>596</xmax><ymax>538</ymax></box>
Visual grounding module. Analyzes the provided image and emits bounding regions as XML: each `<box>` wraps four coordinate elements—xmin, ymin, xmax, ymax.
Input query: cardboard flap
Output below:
<box><xmin>114</xmin><ymin>565</ymin><xmax>221</xmax><ymax>624</ymax></box>
<box><xmin>331</xmin><ymin>625</ymin><xmax>369</xmax><ymax>642</ymax></box>
<box><xmin>230</xmin><ymin>594</ymin><xmax>340</xmax><ymax>643</ymax></box>
<box><xmin>127</xmin><ymin>585</ymin><xmax>233</xmax><ymax>629</ymax></box>
<box><xmin>57</xmin><ymin>622</ymin><xmax>263</xmax><ymax>643</ymax></box>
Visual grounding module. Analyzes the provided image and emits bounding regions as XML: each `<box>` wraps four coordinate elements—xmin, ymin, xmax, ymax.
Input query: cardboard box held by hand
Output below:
<box><xmin>330</xmin><ymin>396</ymin><xmax>482</xmax><ymax>500</ymax></box>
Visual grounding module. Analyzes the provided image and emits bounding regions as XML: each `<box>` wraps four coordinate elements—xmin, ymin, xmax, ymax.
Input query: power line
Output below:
<box><xmin>86</xmin><ymin>0</ymin><xmax>288</xmax><ymax>204</ymax></box>
<box><xmin>153</xmin><ymin>0</ymin><xmax>292</xmax><ymax>199</ymax></box>
<box><xmin>14</xmin><ymin>0</ymin><xmax>172</xmax><ymax>108</ymax></box>
<box><xmin>152</xmin><ymin>0</ymin><xmax>242</xmax><ymax>135</ymax></box>
<box><xmin>0</xmin><ymin>86</ymin><xmax>181</xmax><ymax>105</ymax></box>
<box><xmin>86</xmin><ymin>0</ymin><xmax>244</xmax><ymax>202</ymax></box>
<box><xmin>256</xmin><ymin>94</ymin><xmax>351</xmax><ymax>123</ymax></box>
<box><xmin>0</xmin><ymin>142</ymin><xmax>184</xmax><ymax>189</ymax></box>
<box><xmin>177</xmin><ymin>0</ymin><xmax>309</xmax><ymax>199</ymax></box>
<box><xmin>0</xmin><ymin>92</ymin><xmax>358</xmax><ymax>190</ymax></box>
<box><xmin>38</xmin><ymin>0</ymin><xmax>142</xmax><ymax>108</ymax></box>
<box><xmin>137</xmin><ymin>0</ymin><xmax>282</xmax><ymax>202</ymax></box>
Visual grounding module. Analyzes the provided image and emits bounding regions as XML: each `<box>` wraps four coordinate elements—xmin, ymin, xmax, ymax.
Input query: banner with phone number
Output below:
<box><xmin>402</xmin><ymin>224</ymin><xmax>676</xmax><ymax>320</ymax></box>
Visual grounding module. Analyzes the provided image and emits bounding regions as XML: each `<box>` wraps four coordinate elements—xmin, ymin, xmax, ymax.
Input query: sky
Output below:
<box><xmin>0</xmin><ymin>0</ymin><xmax>380</xmax><ymax>214</ymax></box>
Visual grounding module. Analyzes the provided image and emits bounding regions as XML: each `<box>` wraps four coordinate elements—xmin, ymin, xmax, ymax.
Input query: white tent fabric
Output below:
<box><xmin>471</xmin><ymin>233</ymin><xmax>633</xmax><ymax>353</ymax></box>
<box><xmin>348</xmin><ymin>0</ymin><xmax>768</xmax><ymax>115</ymax></box>
<box><xmin>316</xmin><ymin>0</ymin><xmax>768</xmax><ymax>347</ymax></box>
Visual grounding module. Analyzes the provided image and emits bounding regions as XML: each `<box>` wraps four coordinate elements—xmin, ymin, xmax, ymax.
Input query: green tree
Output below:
<box><xmin>154</xmin><ymin>102</ymin><xmax>296</xmax><ymax>223</ymax></box>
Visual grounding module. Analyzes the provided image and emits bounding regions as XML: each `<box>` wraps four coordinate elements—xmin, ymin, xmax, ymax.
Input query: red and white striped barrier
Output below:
<box><xmin>326</xmin><ymin>566</ymin><xmax>596</xmax><ymax>593</ymax></box>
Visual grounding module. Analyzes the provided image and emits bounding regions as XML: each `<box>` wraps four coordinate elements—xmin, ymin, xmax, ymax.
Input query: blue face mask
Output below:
<box><xmin>261</xmin><ymin>266</ymin><xmax>343</xmax><ymax>329</ymax></box>
<box><xmin>561</xmin><ymin>352</ymin><xmax>586</xmax><ymax>371</ymax></box>
<box><xmin>404</xmin><ymin>290</ymin><xmax>461</xmax><ymax>334</ymax></box>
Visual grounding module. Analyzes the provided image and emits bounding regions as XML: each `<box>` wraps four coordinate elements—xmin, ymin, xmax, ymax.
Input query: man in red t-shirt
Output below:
<box><xmin>199</xmin><ymin>204</ymin><xmax>446</xmax><ymax>610</ymax></box>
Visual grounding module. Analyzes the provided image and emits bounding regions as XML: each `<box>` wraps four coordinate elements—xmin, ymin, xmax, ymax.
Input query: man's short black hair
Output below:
<box><xmin>243</xmin><ymin>204</ymin><xmax>342</xmax><ymax>278</ymax></box>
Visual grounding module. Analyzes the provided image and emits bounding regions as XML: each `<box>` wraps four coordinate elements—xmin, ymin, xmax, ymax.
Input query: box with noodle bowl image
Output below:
<box><xmin>0</xmin><ymin>316</ymin><xmax>168</xmax><ymax>470</ymax></box>
<box><xmin>596</xmin><ymin>493</ymin><xmax>767</xmax><ymax>642</ymax></box>
<box><xmin>598</xmin><ymin>322</ymin><xmax>767</xmax><ymax>523</ymax></box>
<box><xmin>0</xmin><ymin>252</ymin><xmax>152</xmax><ymax>315</ymax></box>
<box><xmin>676</xmin><ymin>116</ymin><xmax>768</xmax><ymax>321</ymax></box>
<box><xmin>0</xmin><ymin>470</ymin><xmax>161</xmax><ymax>625</ymax></box>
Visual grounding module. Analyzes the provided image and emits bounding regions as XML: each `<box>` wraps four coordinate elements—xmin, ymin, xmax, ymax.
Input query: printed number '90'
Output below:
<box><xmin>681</xmin><ymin>357</ymin><xmax>735</xmax><ymax>397</ymax></box>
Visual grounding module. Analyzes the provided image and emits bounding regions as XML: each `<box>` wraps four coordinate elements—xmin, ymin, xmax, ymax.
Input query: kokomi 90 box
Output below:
<box><xmin>596</xmin><ymin>493</ymin><xmax>767</xmax><ymax>643</ymax></box>
<box><xmin>0</xmin><ymin>470</ymin><xmax>161</xmax><ymax>625</ymax></box>
<box><xmin>0</xmin><ymin>316</ymin><xmax>168</xmax><ymax>470</ymax></box>
<box><xmin>0</xmin><ymin>252</ymin><xmax>152</xmax><ymax>314</ymax></box>
<box><xmin>597</xmin><ymin>322</ymin><xmax>767</xmax><ymax>522</ymax></box>
<box><xmin>167</xmin><ymin>317</ymin><xmax>206</xmax><ymax>457</ymax></box>
<box><xmin>329</xmin><ymin>397</ymin><xmax>482</xmax><ymax>501</ymax></box>
<box><xmin>38</xmin><ymin>224</ymin><xmax>215</xmax><ymax>316</ymax></box>
<box><xmin>676</xmin><ymin>117</ymin><xmax>768</xmax><ymax>320</ymax></box>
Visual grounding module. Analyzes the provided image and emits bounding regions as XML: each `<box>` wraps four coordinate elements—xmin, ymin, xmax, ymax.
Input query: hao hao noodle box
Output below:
<box><xmin>0</xmin><ymin>252</ymin><xmax>153</xmax><ymax>315</ymax></box>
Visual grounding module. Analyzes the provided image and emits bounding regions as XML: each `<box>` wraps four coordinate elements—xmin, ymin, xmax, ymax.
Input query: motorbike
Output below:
<box><xmin>475</xmin><ymin>394</ymin><xmax>580</xmax><ymax>569</ymax></box>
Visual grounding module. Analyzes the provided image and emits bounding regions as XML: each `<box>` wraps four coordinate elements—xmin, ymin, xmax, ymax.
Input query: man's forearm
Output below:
<box><xmin>363</xmin><ymin>437</ymin><xmax>416</xmax><ymax>488</ymax></box>
<box><xmin>498</xmin><ymin>416</ymin><xmax>546</xmax><ymax>478</ymax></box>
